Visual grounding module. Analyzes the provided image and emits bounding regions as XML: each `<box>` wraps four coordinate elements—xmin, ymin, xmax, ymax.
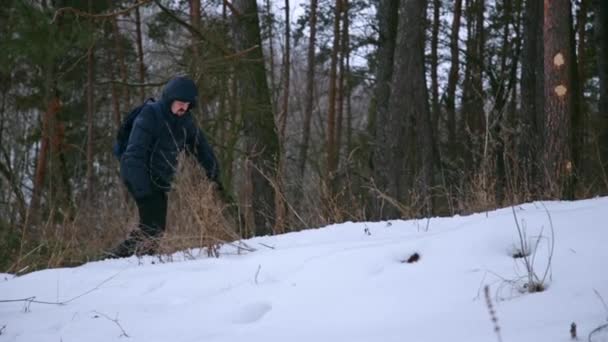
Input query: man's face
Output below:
<box><xmin>171</xmin><ymin>100</ymin><xmax>190</xmax><ymax>116</ymax></box>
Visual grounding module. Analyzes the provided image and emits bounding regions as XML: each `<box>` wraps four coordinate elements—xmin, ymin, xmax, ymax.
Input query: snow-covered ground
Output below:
<box><xmin>2</xmin><ymin>197</ymin><xmax>608</xmax><ymax>342</ymax></box>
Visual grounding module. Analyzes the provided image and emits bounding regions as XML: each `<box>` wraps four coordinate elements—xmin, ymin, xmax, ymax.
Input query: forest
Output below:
<box><xmin>0</xmin><ymin>0</ymin><xmax>606</xmax><ymax>271</ymax></box>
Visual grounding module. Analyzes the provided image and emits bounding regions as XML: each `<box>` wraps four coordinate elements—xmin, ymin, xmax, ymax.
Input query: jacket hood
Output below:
<box><xmin>161</xmin><ymin>76</ymin><xmax>198</xmax><ymax>109</ymax></box>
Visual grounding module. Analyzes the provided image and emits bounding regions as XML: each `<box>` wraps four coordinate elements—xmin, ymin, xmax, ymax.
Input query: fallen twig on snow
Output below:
<box><xmin>0</xmin><ymin>272</ymin><xmax>122</xmax><ymax>307</ymax></box>
<box><xmin>92</xmin><ymin>311</ymin><xmax>130</xmax><ymax>338</ymax></box>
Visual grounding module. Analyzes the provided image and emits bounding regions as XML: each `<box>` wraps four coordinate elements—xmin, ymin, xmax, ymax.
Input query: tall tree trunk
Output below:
<box><xmin>110</xmin><ymin>1</ymin><xmax>130</xmax><ymax>110</ymax></box>
<box><xmin>344</xmin><ymin>0</ymin><xmax>352</xmax><ymax>153</ymax></box>
<box><xmin>190</xmin><ymin>0</ymin><xmax>201</xmax><ymax>60</ymax></box>
<box><xmin>135</xmin><ymin>4</ymin><xmax>146</xmax><ymax>103</ymax></box>
<box><xmin>265</xmin><ymin>0</ymin><xmax>278</xmax><ymax>112</ymax></box>
<box><xmin>232</xmin><ymin>0</ymin><xmax>279</xmax><ymax>235</ymax></box>
<box><xmin>520</xmin><ymin>0</ymin><xmax>543</xmax><ymax>196</ymax></box>
<box><xmin>461</xmin><ymin>0</ymin><xmax>485</xmax><ymax>178</ymax></box>
<box><xmin>430</xmin><ymin>0</ymin><xmax>441</xmax><ymax>134</ymax></box>
<box><xmin>298</xmin><ymin>0</ymin><xmax>319</xmax><ymax>179</ymax></box>
<box><xmin>598</xmin><ymin>0</ymin><xmax>608</xmax><ymax>176</ymax></box>
<box><xmin>189</xmin><ymin>0</ymin><xmax>209</xmax><ymax>120</ymax></box>
<box><xmin>86</xmin><ymin>15</ymin><xmax>95</xmax><ymax>204</ymax></box>
<box><xmin>336</xmin><ymin>0</ymin><xmax>348</xmax><ymax>169</ymax></box>
<box><xmin>444</xmin><ymin>0</ymin><xmax>462</xmax><ymax>211</ymax></box>
<box><xmin>326</xmin><ymin>0</ymin><xmax>343</xmax><ymax>188</ymax></box>
<box><xmin>571</xmin><ymin>0</ymin><xmax>587</xmax><ymax>185</ymax></box>
<box><xmin>274</xmin><ymin>0</ymin><xmax>291</xmax><ymax>234</ymax></box>
<box><xmin>543</xmin><ymin>0</ymin><xmax>575</xmax><ymax>198</ymax></box>
<box><xmin>386</xmin><ymin>0</ymin><xmax>433</xmax><ymax>216</ymax></box>
<box><xmin>28</xmin><ymin>50</ymin><xmax>60</xmax><ymax>226</ymax></box>
<box><xmin>371</xmin><ymin>0</ymin><xmax>400</xmax><ymax>219</ymax></box>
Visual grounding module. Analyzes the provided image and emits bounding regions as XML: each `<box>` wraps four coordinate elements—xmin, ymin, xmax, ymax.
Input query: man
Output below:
<box><xmin>109</xmin><ymin>76</ymin><xmax>221</xmax><ymax>258</ymax></box>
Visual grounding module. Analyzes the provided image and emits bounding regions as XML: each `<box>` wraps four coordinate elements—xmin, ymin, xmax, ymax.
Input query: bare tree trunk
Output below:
<box><xmin>29</xmin><ymin>51</ymin><xmax>60</xmax><ymax>225</ymax></box>
<box><xmin>574</xmin><ymin>0</ymin><xmax>588</xmax><ymax>183</ymax></box>
<box><xmin>344</xmin><ymin>0</ymin><xmax>352</xmax><ymax>153</ymax></box>
<box><xmin>326</xmin><ymin>0</ymin><xmax>343</xmax><ymax>185</ymax></box>
<box><xmin>598</xmin><ymin>0</ymin><xmax>608</xmax><ymax>176</ymax></box>
<box><xmin>520</xmin><ymin>0</ymin><xmax>543</xmax><ymax>196</ymax></box>
<box><xmin>430</xmin><ymin>0</ymin><xmax>441</xmax><ymax>134</ymax></box>
<box><xmin>274</xmin><ymin>0</ymin><xmax>291</xmax><ymax>234</ymax></box>
<box><xmin>336</xmin><ymin>0</ymin><xmax>348</xmax><ymax>168</ymax></box>
<box><xmin>189</xmin><ymin>0</ymin><xmax>210</xmax><ymax>120</ymax></box>
<box><xmin>135</xmin><ymin>4</ymin><xmax>146</xmax><ymax>103</ymax></box>
<box><xmin>384</xmin><ymin>0</ymin><xmax>433</xmax><ymax>216</ymax></box>
<box><xmin>445</xmin><ymin>0</ymin><xmax>462</xmax><ymax>162</ymax></box>
<box><xmin>371</xmin><ymin>0</ymin><xmax>399</xmax><ymax>219</ymax></box>
<box><xmin>109</xmin><ymin>0</ymin><xmax>130</xmax><ymax>110</ymax></box>
<box><xmin>86</xmin><ymin>7</ymin><xmax>95</xmax><ymax>203</ymax></box>
<box><xmin>543</xmin><ymin>0</ymin><xmax>575</xmax><ymax>198</ymax></box>
<box><xmin>298</xmin><ymin>0</ymin><xmax>318</xmax><ymax>178</ymax></box>
<box><xmin>190</xmin><ymin>0</ymin><xmax>201</xmax><ymax>56</ymax></box>
<box><xmin>265</xmin><ymin>0</ymin><xmax>278</xmax><ymax>112</ymax></box>
<box><xmin>461</xmin><ymin>0</ymin><xmax>485</xmax><ymax>176</ymax></box>
<box><xmin>232</xmin><ymin>0</ymin><xmax>279</xmax><ymax>235</ymax></box>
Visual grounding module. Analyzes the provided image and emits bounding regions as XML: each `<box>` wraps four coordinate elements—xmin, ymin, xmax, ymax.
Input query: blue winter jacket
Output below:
<box><xmin>120</xmin><ymin>77</ymin><xmax>219</xmax><ymax>199</ymax></box>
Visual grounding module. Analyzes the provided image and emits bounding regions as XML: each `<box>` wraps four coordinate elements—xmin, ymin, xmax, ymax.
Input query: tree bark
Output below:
<box><xmin>109</xmin><ymin>0</ymin><xmax>130</xmax><ymax>110</ymax></box>
<box><xmin>445</xmin><ymin>0</ymin><xmax>462</xmax><ymax>165</ymax></box>
<box><xmin>135</xmin><ymin>4</ymin><xmax>146</xmax><ymax>103</ymax></box>
<box><xmin>520</xmin><ymin>0</ymin><xmax>543</xmax><ymax>196</ymax></box>
<box><xmin>344</xmin><ymin>0</ymin><xmax>352</xmax><ymax>153</ymax></box>
<box><xmin>430</xmin><ymin>0</ymin><xmax>441</xmax><ymax>134</ymax></box>
<box><xmin>86</xmin><ymin>17</ymin><xmax>95</xmax><ymax>204</ymax></box>
<box><xmin>298</xmin><ymin>0</ymin><xmax>318</xmax><ymax>178</ymax></box>
<box><xmin>543</xmin><ymin>0</ymin><xmax>575</xmax><ymax>198</ymax></box>
<box><xmin>385</xmin><ymin>0</ymin><xmax>433</xmax><ymax>216</ymax></box>
<box><xmin>265</xmin><ymin>0</ymin><xmax>278</xmax><ymax>112</ymax></box>
<box><xmin>596</xmin><ymin>0</ymin><xmax>608</xmax><ymax>179</ymax></box>
<box><xmin>274</xmin><ymin>0</ymin><xmax>291</xmax><ymax>234</ymax></box>
<box><xmin>371</xmin><ymin>0</ymin><xmax>400</xmax><ymax>219</ymax></box>
<box><xmin>232</xmin><ymin>0</ymin><xmax>279</xmax><ymax>235</ymax></box>
<box><xmin>326</xmin><ymin>0</ymin><xmax>343</xmax><ymax>185</ymax></box>
<box><xmin>459</xmin><ymin>0</ymin><xmax>485</xmax><ymax>190</ymax></box>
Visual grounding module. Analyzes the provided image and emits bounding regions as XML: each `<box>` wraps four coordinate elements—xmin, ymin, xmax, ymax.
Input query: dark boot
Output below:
<box><xmin>104</xmin><ymin>230</ymin><xmax>148</xmax><ymax>259</ymax></box>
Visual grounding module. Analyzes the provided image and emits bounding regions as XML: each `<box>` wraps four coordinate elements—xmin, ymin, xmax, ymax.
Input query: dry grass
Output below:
<box><xmin>7</xmin><ymin>196</ymin><xmax>136</xmax><ymax>273</ymax></box>
<box><xmin>5</xmin><ymin>155</ymin><xmax>240</xmax><ymax>273</ymax></box>
<box><xmin>160</xmin><ymin>155</ymin><xmax>240</xmax><ymax>258</ymax></box>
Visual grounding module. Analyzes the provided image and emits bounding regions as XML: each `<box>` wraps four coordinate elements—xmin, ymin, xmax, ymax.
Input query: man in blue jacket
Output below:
<box><xmin>109</xmin><ymin>76</ymin><xmax>221</xmax><ymax>258</ymax></box>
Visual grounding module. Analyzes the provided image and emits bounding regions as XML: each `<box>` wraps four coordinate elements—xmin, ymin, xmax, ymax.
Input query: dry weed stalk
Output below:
<box><xmin>164</xmin><ymin>155</ymin><xmax>241</xmax><ymax>257</ymax></box>
<box><xmin>511</xmin><ymin>204</ymin><xmax>555</xmax><ymax>293</ymax></box>
<box><xmin>7</xmin><ymin>194</ymin><xmax>134</xmax><ymax>273</ymax></box>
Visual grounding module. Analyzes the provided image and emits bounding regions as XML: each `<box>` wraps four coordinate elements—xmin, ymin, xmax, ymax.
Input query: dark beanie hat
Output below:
<box><xmin>161</xmin><ymin>76</ymin><xmax>198</xmax><ymax>108</ymax></box>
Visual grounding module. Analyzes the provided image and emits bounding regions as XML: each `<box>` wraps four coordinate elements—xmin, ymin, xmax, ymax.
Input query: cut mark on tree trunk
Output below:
<box><xmin>555</xmin><ymin>85</ymin><xmax>567</xmax><ymax>96</ymax></box>
<box><xmin>553</xmin><ymin>53</ymin><xmax>565</xmax><ymax>67</ymax></box>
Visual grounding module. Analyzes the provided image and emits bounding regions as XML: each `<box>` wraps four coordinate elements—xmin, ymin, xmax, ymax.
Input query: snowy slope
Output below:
<box><xmin>1</xmin><ymin>198</ymin><xmax>608</xmax><ymax>342</ymax></box>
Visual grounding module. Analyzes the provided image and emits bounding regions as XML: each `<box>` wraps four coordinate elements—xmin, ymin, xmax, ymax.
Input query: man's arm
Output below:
<box><xmin>120</xmin><ymin>107</ymin><xmax>158</xmax><ymax>199</ymax></box>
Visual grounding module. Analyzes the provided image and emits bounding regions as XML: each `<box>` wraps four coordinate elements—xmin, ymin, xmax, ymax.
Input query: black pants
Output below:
<box><xmin>135</xmin><ymin>191</ymin><xmax>168</xmax><ymax>238</ymax></box>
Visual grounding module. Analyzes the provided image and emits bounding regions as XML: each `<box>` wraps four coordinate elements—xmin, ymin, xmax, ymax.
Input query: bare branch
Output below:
<box><xmin>0</xmin><ymin>272</ymin><xmax>122</xmax><ymax>306</ymax></box>
<box><xmin>223</xmin><ymin>0</ymin><xmax>242</xmax><ymax>17</ymax></box>
<box><xmin>52</xmin><ymin>0</ymin><xmax>153</xmax><ymax>23</ymax></box>
<box><xmin>588</xmin><ymin>323</ymin><xmax>608</xmax><ymax>342</ymax></box>
<box><xmin>92</xmin><ymin>311</ymin><xmax>130</xmax><ymax>338</ymax></box>
<box><xmin>254</xmin><ymin>264</ymin><xmax>261</xmax><ymax>285</ymax></box>
<box><xmin>593</xmin><ymin>289</ymin><xmax>608</xmax><ymax>321</ymax></box>
<box><xmin>152</xmin><ymin>0</ymin><xmax>231</xmax><ymax>55</ymax></box>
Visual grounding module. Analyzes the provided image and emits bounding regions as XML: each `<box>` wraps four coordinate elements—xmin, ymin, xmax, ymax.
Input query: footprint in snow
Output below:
<box><xmin>232</xmin><ymin>301</ymin><xmax>273</xmax><ymax>324</ymax></box>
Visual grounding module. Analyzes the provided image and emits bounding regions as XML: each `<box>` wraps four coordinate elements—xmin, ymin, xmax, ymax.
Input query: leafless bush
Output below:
<box><xmin>162</xmin><ymin>155</ymin><xmax>240</xmax><ymax>258</ymax></box>
<box><xmin>7</xmin><ymin>194</ymin><xmax>135</xmax><ymax>273</ymax></box>
<box><xmin>510</xmin><ymin>204</ymin><xmax>555</xmax><ymax>293</ymax></box>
